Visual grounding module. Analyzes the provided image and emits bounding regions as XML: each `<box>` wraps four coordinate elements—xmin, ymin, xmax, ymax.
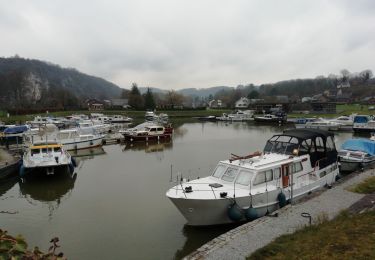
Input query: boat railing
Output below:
<box><xmin>314</xmin><ymin>157</ymin><xmax>328</xmax><ymax>171</ymax></box>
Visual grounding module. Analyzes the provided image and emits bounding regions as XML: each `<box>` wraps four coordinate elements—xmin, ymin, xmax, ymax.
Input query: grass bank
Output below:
<box><xmin>350</xmin><ymin>176</ymin><xmax>375</xmax><ymax>194</ymax></box>
<box><xmin>248</xmin><ymin>210</ymin><xmax>375</xmax><ymax>260</ymax></box>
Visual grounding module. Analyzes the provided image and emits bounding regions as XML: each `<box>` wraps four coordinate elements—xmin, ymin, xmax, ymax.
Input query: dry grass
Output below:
<box><xmin>248</xmin><ymin>210</ymin><xmax>375</xmax><ymax>260</ymax></box>
<box><xmin>350</xmin><ymin>176</ymin><xmax>375</xmax><ymax>194</ymax></box>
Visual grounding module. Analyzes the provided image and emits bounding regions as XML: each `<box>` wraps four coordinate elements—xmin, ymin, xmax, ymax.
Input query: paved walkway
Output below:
<box><xmin>186</xmin><ymin>169</ymin><xmax>374</xmax><ymax>260</ymax></box>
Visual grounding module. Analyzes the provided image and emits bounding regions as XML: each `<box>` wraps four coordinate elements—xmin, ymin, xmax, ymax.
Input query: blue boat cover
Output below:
<box><xmin>4</xmin><ymin>125</ymin><xmax>29</xmax><ymax>134</ymax></box>
<box><xmin>341</xmin><ymin>139</ymin><xmax>375</xmax><ymax>155</ymax></box>
<box><xmin>353</xmin><ymin>116</ymin><xmax>369</xmax><ymax>123</ymax></box>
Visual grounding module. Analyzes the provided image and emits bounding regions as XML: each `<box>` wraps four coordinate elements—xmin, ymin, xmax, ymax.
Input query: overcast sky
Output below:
<box><xmin>1</xmin><ymin>0</ymin><xmax>374</xmax><ymax>89</ymax></box>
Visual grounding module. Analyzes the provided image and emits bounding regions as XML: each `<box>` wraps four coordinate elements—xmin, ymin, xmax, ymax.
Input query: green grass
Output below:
<box><xmin>350</xmin><ymin>176</ymin><xmax>375</xmax><ymax>194</ymax></box>
<box><xmin>248</xmin><ymin>210</ymin><xmax>375</xmax><ymax>260</ymax></box>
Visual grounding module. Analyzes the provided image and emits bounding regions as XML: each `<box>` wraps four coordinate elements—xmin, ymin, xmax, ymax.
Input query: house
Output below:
<box><xmin>110</xmin><ymin>99</ymin><xmax>130</xmax><ymax>109</ymax></box>
<box><xmin>337</xmin><ymin>81</ymin><xmax>350</xmax><ymax>89</ymax></box>
<box><xmin>235</xmin><ymin>97</ymin><xmax>250</xmax><ymax>109</ymax></box>
<box><xmin>86</xmin><ymin>99</ymin><xmax>104</xmax><ymax>111</ymax></box>
<box><xmin>208</xmin><ymin>99</ymin><xmax>223</xmax><ymax>108</ymax></box>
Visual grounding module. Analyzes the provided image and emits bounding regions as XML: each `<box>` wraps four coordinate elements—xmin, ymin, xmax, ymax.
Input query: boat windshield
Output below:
<box><xmin>264</xmin><ymin>135</ymin><xmax>300</xmax><ymax>155</ymax></box>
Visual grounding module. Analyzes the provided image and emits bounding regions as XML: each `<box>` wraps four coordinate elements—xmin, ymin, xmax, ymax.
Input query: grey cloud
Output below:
<box><xmin>1</xmin><ymin>0</ymin><xmax>374</xmax><ymax>89</ymax></box>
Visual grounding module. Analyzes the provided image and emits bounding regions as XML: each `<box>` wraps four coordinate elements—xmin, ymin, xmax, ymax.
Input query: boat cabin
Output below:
<box><xmin>29</xmin><ymin>143</ymin><xmax>63</xmax><ymax>156</ymax></box>
<box><xmin>264</xmin><ymin>129</ymin><xmax>337</xmax><ymax>169</ymax></box>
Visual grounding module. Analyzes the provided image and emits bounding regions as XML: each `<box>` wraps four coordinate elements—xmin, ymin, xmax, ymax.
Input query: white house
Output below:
<box><xmin>235</xmin><ymin>97</ymin><xmax>250</xmax><ymax>109</ymax></box>
<box><xmin>208</xmin><ymin>99</ymin><xmax>223</xmax><ymax>108</ymax></box>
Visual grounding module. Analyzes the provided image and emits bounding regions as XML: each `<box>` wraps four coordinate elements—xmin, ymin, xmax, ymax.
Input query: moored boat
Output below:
<box><xmin>338</xmin><ymin>138</ymin><xmax>375</xmax><ymax>172</ymax></box>
<box><xmin>217</xmin><ymin>110</ymin><xmax>254</xmax><ymax>121</ymax></box>
<box><xmin>20</xmin><ymin>142</ymin><xmax>75</xmax><ymax>177</ymax></box>
<box><xmin>353</xmin><ymin>115</ymin><xmax>375</xmax><ymax>133</ymax></box>
<box><xmin>254</xmin><ymin>112</ymin><xmax>287</xmax><ymax>124</ymax></box>
<box><xmin>120</xmin><ymin>122</ymin><xmax>173</xmax><ymax>142</ymax></box>
<box><xmin>166</xmin><ymin>129</ymin><xmax>339</xmax><ymax>226</ymax></box>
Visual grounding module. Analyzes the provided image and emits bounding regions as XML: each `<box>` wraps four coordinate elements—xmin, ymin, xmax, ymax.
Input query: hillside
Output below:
<box><xmin>0</xmin><ymin>57</ymin><xmax>122</xmax><ymax>109</ymax></box>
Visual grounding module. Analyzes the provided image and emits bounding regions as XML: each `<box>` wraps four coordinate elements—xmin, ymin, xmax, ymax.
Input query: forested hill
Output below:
<box><xmin>0</xmin><ymin>57</ymin><xmax>122</xmax><ymax>109</ymax></box>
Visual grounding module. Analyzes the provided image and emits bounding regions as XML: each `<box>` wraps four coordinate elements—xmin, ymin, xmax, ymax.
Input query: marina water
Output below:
<box><xmin>0</xmin><ymin>121</ymin><xmax>354</xmax><ymax>259</ymax></box>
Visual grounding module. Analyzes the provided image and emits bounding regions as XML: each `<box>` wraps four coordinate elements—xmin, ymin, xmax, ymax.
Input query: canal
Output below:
<box><xmin>0</xmin><ymin>121</ymin><xmax>354</xmax><ymax>259</ymax></box>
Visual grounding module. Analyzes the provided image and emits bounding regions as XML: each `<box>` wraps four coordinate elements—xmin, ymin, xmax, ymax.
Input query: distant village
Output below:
<box><xmin>86</xmin><ymin>76</ymin><xmax>375</xmax><ymax>114</ymax></box>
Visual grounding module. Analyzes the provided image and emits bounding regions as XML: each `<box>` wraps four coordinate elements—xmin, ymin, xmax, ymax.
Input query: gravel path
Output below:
<box><xmin>186</xmin><ymin>169</ymin><xmax>374</xmax><ymax>260</ymax></box>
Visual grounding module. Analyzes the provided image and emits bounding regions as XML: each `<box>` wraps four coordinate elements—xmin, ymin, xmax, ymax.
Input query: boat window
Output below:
<box><xmin>221</xmin><ymin>167</ymin><xmax>238</xmax><ymax>182</ymax></box>
<box><xmin>42</xmin><ymin>148</ymin><xmax>48</xmax><ymax>153</ymax></box>
<box><xmin>291</xmin><ymin>162</ymin><xmax>303</xmax><ymax>173</ymax></box>
<box><xmin>326</xmin><ymin>137</ymin><xmax>336</xmax><ymax>151</ymax></box>
<box><xmin>54</xmin><ymin>147</ymin><xmax>61</xmax><ymax>153</ymax></box>
<box><xmin>157</xmin><ymin>128</ymin><xmax>163</xmax><ymax>131</ymax></box>
<box><xmin>273</xmin><ymin>168</ymin><xmax>281</xmax><ymax>179</ymax></box>
<box><xmin>150</xmin><ymin>128</ymin><xmax>156</xmax><ymax>132</ymax></box>
<box><xmin>235</xmin><ymin>170</ymin><xmax>252</xmax><ymax>186</ymax></box>
<box><xmin>31</xmin><ymin>149</ymin><xmax>40</xmax><ymax>156</ymax></box>
<box><xmin>316</xmin><ymin>137</ymin><xmax>325</xmax><ymax>152</ymax></box>
<box><xmin>265</xmin><ymin>169</ymin><xmax>273</xmax><ymax>182</ymax></box>
<box><xmin>212</xmin><ymin>165</ymin><xmax>226</xmax><ymax>178</ymax></box>
<box><xmin>253</xmin><ymin>172</ymin><xmax>266</xmax><ymax>185</ymax></box>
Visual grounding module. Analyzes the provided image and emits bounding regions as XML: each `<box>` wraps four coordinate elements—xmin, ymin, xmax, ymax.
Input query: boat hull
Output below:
<box><xmin>62</xmin><ymin>136</ymin><xmax>103</xmax><ymax>151</ymax></box>
<box><xmin>123</xmin><ymin>134</ymin><xmax>172</xmax><ymax>142</ymax></box>
<box><xmin>168</xmin><ymin>169</ymin><xmax>338</xmax><ymax>226</ymax></box>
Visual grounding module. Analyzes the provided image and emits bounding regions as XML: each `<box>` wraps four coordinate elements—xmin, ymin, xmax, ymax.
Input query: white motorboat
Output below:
<box><xmin>166</xmin><ymin>129</ymin><xmax>339</xmax><ymax>226</ymax></box>
<box><xmin>27</xmin><ymin>116</ymin><xmax>65</xmax><ymax>128</ymax></box>
<box><xmin>78</xmin><ymin>120</ymin><xmax>111</xmax><ymax>134</ymax></box>
<box><xmin>20</xmin><ymin>142</ymin><xmax>75</xmax><ymax>177</ymax></box>
<box><xmin>145</xmin><ymin>111</ymin><xmax>157</xmax><ymax>121</ymax></box>
<box><xmin>24</xmin><ymin>124</ymin><xmax>104</xmax><ymax>151</ymax></box>
<box><xmin>108</xmin><ymin>115</ymin><xmax>133</xmax><ymax>123</ymax></box>
<box><xmin>217</xmin><ymin>110</ymin><xmax>254</xmax><ymax>121</ymax></box>
<box><xmin>353</xmin><ymin>115</ymin><xmax>375</xmax><ymax>133</ymax></box>
<box><xmin>254</xmin><ymin>113</ymin><xmax>287</xmax><ymax>124</ymax></box>
<box><xmin>119</xmin><ymin>122</ymin><xmax>173</xmax><ymax>142</ymax></box>
<box><xmin>338</xmin><ymin>138</ymin><xmax>375</xmax><ymax>172</ymax></box>
<box><xmin>296</xmin><ymin>118</ymin><xmax>342</xmax><ymax>131</ymax></box>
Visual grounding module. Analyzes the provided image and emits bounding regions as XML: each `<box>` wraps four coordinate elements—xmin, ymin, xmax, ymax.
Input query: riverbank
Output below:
<box><xmin>186</xmin><ymin>169</ymin><xmax>374</xmax><ymax>260</ymax></box>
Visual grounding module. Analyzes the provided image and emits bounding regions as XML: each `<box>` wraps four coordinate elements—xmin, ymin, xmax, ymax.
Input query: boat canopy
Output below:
<box><xmin>264</xmin><ymin>129</ymin><xmax>337</xmax><ymax>169</ymax></box>
<box><xmin>341</xmin><ymin>139</ymin><xmax>375</xmax><ymax>156</ymax></box>
<box><xmin>4</xmin><ymin>125</ymin><xmax>29</xmax><ymax>134</ymax></box>
<box><xmin>354</xmin><ymin>115</ymin><xmax>370</xmax><ymax>123</ymax></box>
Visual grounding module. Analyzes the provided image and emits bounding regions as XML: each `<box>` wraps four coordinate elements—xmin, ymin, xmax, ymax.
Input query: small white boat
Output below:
<box><xmin>145</xmin><ymin>111</ymin><xmax>158</xmax><ymax>121</ymax></box>
<box><xmin>297</xmin><ymin>119</ymin><xmax>341</xmax><ymax>131</ymax></box>
<box><xmin>166</xmin><ymin>129</ymin><xmax>339</xmax><ymax>226</ymax></box>
<box><xmin>24</xmin><ymin>125</ymin><xmax>104</xmax><ymax>151</ymax></box>
<box><xmin>27</xmin><ymin>116</ymin><xmax>65</xmax><ymax>128</ymax></box>
<box><xmin>217</xmin><ymin>110</ymin><xmax>254</xmax><ymax>121</ymax></box>
<box><xmin>254</xmin><ymin>113</ymin><xmax>287</xmax><ymax>124</ymax></box>
<box><xmin>338</xmin><ymin>139</ymin><xmax>375</xmax><ymax>172</ymax></box>
<box><xmin>20</xmin><ymin>142</ymin><xmax>75</xmax><ymax>177</ymax></box>
<box><xmin>108</xmin><ymin>115</ymin><xmax>133</xmax><ymax>123</ymax></box>
<box><xmin>353</xmin><ymin>115</ymin><xmax>375</xmax><ymax>133</ymax></box>
<box><xmin>120</xmin><ymin>122</ymin><xmax>173</xmax><ymax>142</ymax></box>
<box><xmin>78</xmin><ymin>120</ymin><xmax>111</xmax><ymax>134</ymax></box>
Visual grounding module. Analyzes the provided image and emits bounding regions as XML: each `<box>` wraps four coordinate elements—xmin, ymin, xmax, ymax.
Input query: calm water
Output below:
<box><xmin>0</xmin><ymin>121</ymin><xmax>354</xmax><ymax>259</ymax></box>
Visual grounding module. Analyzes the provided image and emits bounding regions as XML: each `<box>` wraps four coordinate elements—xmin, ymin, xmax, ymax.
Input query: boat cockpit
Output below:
<box><xmin>264</xmin><ymin>129</ymin><xmax>337</xmax><ymax>169</ymax></box>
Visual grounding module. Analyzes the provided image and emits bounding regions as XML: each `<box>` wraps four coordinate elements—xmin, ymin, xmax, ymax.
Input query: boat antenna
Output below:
<box><xmin>265</xmin><ymin>174</ymin><xmax>269</xmax><ymax>215</ymax></box>
<box><xmin>249</xmin><ymin>181</ymin><xmax>253</xmax><ymax>207</ymax></box>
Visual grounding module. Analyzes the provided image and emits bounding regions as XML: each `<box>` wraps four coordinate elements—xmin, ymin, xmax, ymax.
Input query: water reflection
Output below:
<box><xmin>69</xmin><ymin>147</ymin><xmax>106</xmax><ymax>159</ymax></box>
<box><xmin>0</xmin><ymin>177</ymin><xmax>18</xmax><ymax>197</ymax></box>
<box><xmin>122</xmin><ymin>140</ymin><xmax>173</xmax><ymax>153</ymax></box>
<box><xmin>19</xmin><ymin>173</ymin><xmax>77</xmax><ymax>217</ymax></box>
<box><xmin>174</xmin><ymin>224</ymin><xmax>240</xmax><ymax>259</ymax></box>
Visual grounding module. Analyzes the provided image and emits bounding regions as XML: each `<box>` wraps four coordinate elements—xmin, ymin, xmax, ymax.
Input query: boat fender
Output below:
<box><xmin>245</xmin><ymin>206</ymin><xmax>258</xmax><ymax>221</ymax></box>
<box><xmin>102</xmin><ymin>140</ymin><xmax>106</xmax><ymax>145</ymax></box>
<box><xmin>227</xmin><ymin>203</ymin><xmax>243</xmax><ymax>222</ymax></box>
<box><xmin>71</xmin><ymin>157</ymin><xmax>77</xmax><ymax>167</ymax></box>
<box><xmin>68</xmin><ymin>163</ymin><xmax>74</xmax><ymax>174</ymax></box>
<box><xmin>277</xmin><ymin>192</ymin><xmax>287</xmax><ymax>208</ymax></box>
<box><xmin>90</xmin><ymin>141</ymin><xmax>94</xmax><ymax>146</ymax></box>
<box><xmin>19</xmin><ymin>164</ymin><xmax>26</xmax><ymax>178</ymax></box>
<box><xmin>335</xmin><ymin>174</ymin><xmax>340</xmax><ymax>181</ymax></box>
